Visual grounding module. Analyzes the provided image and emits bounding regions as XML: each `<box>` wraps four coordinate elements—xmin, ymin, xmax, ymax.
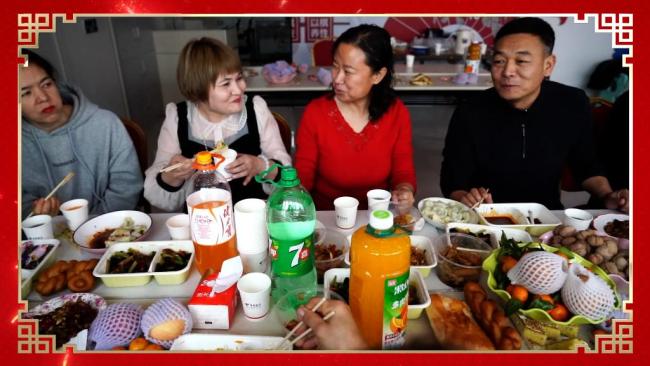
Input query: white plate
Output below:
<box><xmin>446</xmin><ymin>223</ymin><xmax>533</xmax><ymax>249</ymax></box>
<box><xmin>73</xmin><ymin>211</ymin><xmax>152</xmax><ymax>255</ymax></box>
<box><xmin>417</xmin><ymin>197</ymin><xmax>479</xmax><ymax>230</ymax></box>
<box><xmin>474</xmin><ymin>203</ymin><xmax>561</xmax><ymax>236</ymax></box>
<box><xmin>593</xmin><ymin>213</ymin><xmax>630</xmax><ymax>249</ymax></box>
<box><xmin>172</xmin><ymin>333</ymin><xmax>292</xmax><ymax>351</ymax></box>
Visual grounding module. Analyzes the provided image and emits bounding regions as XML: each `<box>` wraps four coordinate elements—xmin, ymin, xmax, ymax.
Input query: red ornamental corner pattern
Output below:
<box><xmin>574</xmin><ymin>13</ymin><xmax>633</xmax><ymax>66</ymax></box>
<box><xmin>17</xmin><ymin>13</ymin><xmax>76</xmax><ymax>64</ymax></box>
<box><xmin>13</xmin><ymin>12</ymin><xmax>635</xmax><ymax>355</ymax></box>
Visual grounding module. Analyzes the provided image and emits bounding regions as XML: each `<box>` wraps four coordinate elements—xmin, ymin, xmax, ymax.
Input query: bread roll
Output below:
<box><xmin>426</xmin><ymin>293</ymin><xmax>494</xmax><ymax>350</ymax></box>
<box><xmin>149</xmin><ymin>319</ymin><xmax>186</xmax><ymax>341</ymax></box>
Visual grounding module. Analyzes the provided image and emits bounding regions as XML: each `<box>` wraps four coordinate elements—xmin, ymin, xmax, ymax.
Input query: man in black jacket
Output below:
<box><xmin>440</xmin><ymin>17</ymin><xmax>628</xmax><ymax>211</ymax></box>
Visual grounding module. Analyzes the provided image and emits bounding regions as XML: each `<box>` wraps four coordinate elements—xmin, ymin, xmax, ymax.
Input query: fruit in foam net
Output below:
<box><xmin>507</xmin><ymin>251</ymin><xmax>568</xmax><ymax>295</ymax></box>
<box><xmin>561</xmin><ymin>262</ymin><xmax>615</xmax><ymax>320</ymax></box>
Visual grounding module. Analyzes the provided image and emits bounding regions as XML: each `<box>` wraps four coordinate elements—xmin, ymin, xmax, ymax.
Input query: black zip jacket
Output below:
<box><xmin>440</xmin><ymin>80</ymin><xmax>602</xmax><ymax>210</ymax></box>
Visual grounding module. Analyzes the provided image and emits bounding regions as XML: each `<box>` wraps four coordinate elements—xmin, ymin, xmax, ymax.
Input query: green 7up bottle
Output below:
<box><xmin>257</xmin><ymin>165</ymin><xmax>317</xmax><ymax>301</ymax></box>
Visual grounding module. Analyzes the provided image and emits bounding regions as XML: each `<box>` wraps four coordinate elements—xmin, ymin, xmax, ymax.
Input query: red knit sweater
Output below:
<box><xmin>295</xmin><ymin>96</ymin><xmax>417</xmax><ymax>210</ymax></box>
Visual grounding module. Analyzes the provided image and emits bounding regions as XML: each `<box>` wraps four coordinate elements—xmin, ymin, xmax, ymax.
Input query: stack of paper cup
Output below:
<box><xmin>234</xmin><ymin>198</ymin><xmax>269</xmax><ymax>274</ymax></box>
<box><xmin>60</xmin><ymin>198</ymin><xmax>89</xmax><ymax>231</ymax></box>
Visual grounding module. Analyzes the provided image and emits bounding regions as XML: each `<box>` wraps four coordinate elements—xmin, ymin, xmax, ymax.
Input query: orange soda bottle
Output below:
<box><xmin>186</xmin><ymin>151</ymin><xmax>238</xmax><ymax>274</ymax></box>
<box><xmin>349</xmin><ymin>209</ymin><xmax>410</xmax><ymax>349</ymax></box>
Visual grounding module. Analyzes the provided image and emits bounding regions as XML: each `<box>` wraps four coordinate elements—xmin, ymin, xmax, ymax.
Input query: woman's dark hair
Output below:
<box><xmin>332</xmin><ymin>24</ymin><xmax>396</xmax><ymax>122</ymax></box>
<box><xmin>495</xmin><ymin>17</ymin><xmax>555</xmax><ymax>55</ymax></box>
<box><xmin>24</xmin><ymin>49</ymin><xmax>58</xmax><ymax>81</ymax></box>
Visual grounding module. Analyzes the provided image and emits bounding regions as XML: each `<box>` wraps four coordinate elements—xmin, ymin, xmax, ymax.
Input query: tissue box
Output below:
<box><xmin>188</xmin><ymin>272</ymin><xmax>238</xmax><ymax>329</ymax></box>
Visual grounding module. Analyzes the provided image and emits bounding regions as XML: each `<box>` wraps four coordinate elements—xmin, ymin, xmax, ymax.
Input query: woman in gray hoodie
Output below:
<box><xmin>20</xmin><ymin>50</ymin><xmax>143</xmax><ymax>219</ymax></box>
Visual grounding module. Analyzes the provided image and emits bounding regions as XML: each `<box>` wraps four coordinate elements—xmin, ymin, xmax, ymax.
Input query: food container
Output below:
<box><xmin>475</xmin><ymin>203</ymin><xmax>561</xmax><ymax>236</ymax></box>
<box><xmin>407</xmin><ymin>269</ymin><xmax>431</xmax><ymax>319</ymax></box>
<box><xmin>344</xmin><ymin>235</ymin><xmax>436</xmax><ymax>277</ymax></box>
<box><xmin>446</xmin><ymin>223</ymin><xmax>533</xmax><ymax>249</ymax></box>
<box><xmin>314</xmin><ymin>229</ymin><xmax>349</xmax><ymax>282</ymax></box>
<box><xmin>20</xmin><ymin>239</ymin><xmax>60</xmax><ymax>298</ymax></box>
<box><xmin>171</xmin><ymin>333</ymin><xmax>291</xmax><ymax>351</ymax></box>
<box><xmin>323</xmin><ymin>267</ymin><xmax>430</xmax><ymax>319</ymax></box>
<box><xmin>417</xmin><ymin>197</ymin><xmax>480</xmax><ymax>230</ymax></box>
<box><xmin>409</xmin><ymin>235</ymin><xmax>437</xmax><ymax>277</ymax></box>
<box><xmin>433</xmin><ymin>232</ymin><xmax>492</xmax><ymax>289</ymax></box>
<box><xmin>73</xmin><ymin>210</ymin><xmax>152</xmax><ymax>255</ymax></box>
<box><xmin>593</xmin><ymin>213</ymin><xmax>630</xmax><ymax>250</ymax></box>
<box><xmin>483</xmin><ymin>242</ymin><xmax>621</xmax><ymax>326</ymax></box>
<box><xmin>151</xmin><ymin>241</ymin><xmax>195</xmax><ymax>285</ymax></box>
<box><xmin>93</xmin><ymin>240</ymin><xmax>194</xmax><ymax>287</ymax></box>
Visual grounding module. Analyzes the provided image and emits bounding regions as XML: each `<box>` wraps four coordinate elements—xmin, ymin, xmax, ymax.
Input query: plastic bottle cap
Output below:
<box><xmin>195</xmin><ymin>151</ymin><xmax>213</xmax><ymax>165</ymax></box>
<box><xmin>278</xmin><ymin>167</ymin><xmax>301</xmax><ymax>187</ymax></box>
<box><xmin>368</xmin><ymin>209</ymin><xmax>393</xmax><ymax>230</ymax></box>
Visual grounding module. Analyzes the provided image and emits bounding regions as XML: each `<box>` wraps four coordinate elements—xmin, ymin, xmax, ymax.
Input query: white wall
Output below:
<box><xmin>543</xmin><ymin>16</ymin><xmax>615</xmax><ymax>91</ymax></box>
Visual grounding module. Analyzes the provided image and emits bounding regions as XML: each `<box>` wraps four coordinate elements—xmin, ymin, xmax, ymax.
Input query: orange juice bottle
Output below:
<box><xmin>350</xmin><ymin>209</ymin><xmax>410</xmax><ymax>349</ymax></box>
<box><xmin>186</xmin><ymin>151</ymin><xmax>237</xmax><ymax>274</ymax></box>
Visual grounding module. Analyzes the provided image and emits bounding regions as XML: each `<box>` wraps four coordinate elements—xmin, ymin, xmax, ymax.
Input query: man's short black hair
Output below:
<box><xmin>495</xmin><ymin>17</ymin><xmax>555</xmax><ymax>54</ymax></box>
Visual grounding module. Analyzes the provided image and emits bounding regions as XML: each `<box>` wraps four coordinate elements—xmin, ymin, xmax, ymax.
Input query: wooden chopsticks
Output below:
<box><xmin>287</xmin><ymin>310</ymin><xmax>336</xmax><ymax>347</ymax></box>
<box><xmin>159</xmin><ymin>162</ymin><xmax>185</xmax><ymax>173</ymax></box>
<box><xmin>26</xmin><ymin>172</ymin><xmax>75</xmax><ymax>218</ymax></box>
<box><xmin>276</xmin><ymin>297</ymin><xmax>329</xmax><ymax>350</ymax></box>
<box><xmin>471</xmin><ymin>188</ymin><xmax>490</xmax><ymax>209</ymax></box>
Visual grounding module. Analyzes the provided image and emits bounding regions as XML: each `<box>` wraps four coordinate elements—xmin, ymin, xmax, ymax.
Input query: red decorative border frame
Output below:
<box><xmin>7</xmin><ymin>1</ymin><xmax>643</xmax><ymax>365</ymax></box>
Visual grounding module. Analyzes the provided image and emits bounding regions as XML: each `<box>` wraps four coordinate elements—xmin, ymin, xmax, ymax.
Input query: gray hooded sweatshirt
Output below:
<box><xmin>21</xmin><ymin>85</ymin><xmax>143</xmax><ymax>219</ymax></box>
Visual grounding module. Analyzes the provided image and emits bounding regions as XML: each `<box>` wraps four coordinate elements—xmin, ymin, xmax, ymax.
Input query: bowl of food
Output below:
<box><xmin>151</xmin><ymin>241</ymin><xmax>195</xmax><ymax>286</ymax></box>
<box><xmin>73</xmin><ymin>211</ymin><xmax>152</xmax><ymax>255</ymax></box>
<box><xmin>593</xmin><ymin>213</ymin><xmax>630</xmax><ymax>250</ymax></box>
<box><xmin>483</xmin><ymin>241</ymin><xmax>620</xmax><ymax>326</ymax></box>
<box><xmin>20</xmin><ymin>239</ymin><xmax>60</xmax><ymax>297</ymax></box>
<box><xmin>314</xmin><ymin>229</ymin><xmax>349</xmax><ymax>282</ymax></box>
<box><xmin>433</xmin><ymin>232</ymin><xmax>492</xmax><ymax>289</ymax></box>
<box><xmin>417</xmin><ymin>197</ymin><xmax>479</xmax><ymax>230</ymax></box>
<box><xmin>391</xmin><ymin>206</ymin><xmax>424</xmax><ymax>232</ymax></box>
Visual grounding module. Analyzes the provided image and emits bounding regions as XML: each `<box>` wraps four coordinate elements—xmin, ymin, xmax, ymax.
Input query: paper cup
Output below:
<box><xmin>215</xmin><ymin>149</ymin><xmax>237</xmax><ymax>180</ymax></box>
<box><xmin>434</xmin><ymin>42</ymin><xmax>442</xmax><ymax>55</ymax></box>
<box><xmin>22</xmin><ymin>215</ymin><xmax>54</xmax><ymax>240</ymax></box>
<box><xmin>405</xmin><ymin>54</ymin><xmax>415</xmax><ymax>69</ymax></box>
<box><xmin>367</xmin><ymin>189</ymin><xmax>391</xmax><ymax>212</ymax></box>
<box><xmin>563</xmin><ymin>208</ymin><xmax>593</xmax><ymax>231</ymax></box>
<box><xmin>60</xmin><ymin>198</ymin><xmax>89</xmax><ymax>231</ymax></box>
<box><xmin>334</xmin><ymin>196</ymin><xmax>359</xmax><ymax>229</ymax></box>
<box><xmin>234</xmin><ymin>198</ymin><xmax>269</xmax><ymax>254</ymax></box>
<box><xmin>166</xmin><ymin>214</ymin><xmax>190</xmax><ymax>240</ymax></box>
<box><xmin>237</xmin><ymin>272</ymin><xmax>272</xmax><ymax>319</ymax></box>
<box><xmin>240</xmin><ymin>250</ymin><xmax>269</xmax><ymax>274</ymax></box>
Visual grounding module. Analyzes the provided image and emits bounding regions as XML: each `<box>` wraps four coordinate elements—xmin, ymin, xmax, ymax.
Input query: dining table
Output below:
<box><xmin>26</xmin><ymin>208</ymin><xmax>617</xmax><ymax>350</ymax></box>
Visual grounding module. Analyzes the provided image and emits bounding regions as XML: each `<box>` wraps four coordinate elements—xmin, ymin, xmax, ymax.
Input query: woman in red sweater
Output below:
<box><xmin>295</xmin><ymin>24</ymin><xmax>416</xmax><ymax>210</ymax></box>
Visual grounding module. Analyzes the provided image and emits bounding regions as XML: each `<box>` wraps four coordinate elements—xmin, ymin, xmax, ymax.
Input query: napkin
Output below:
<box><xmin>208</xmin><ymin>256</ymin><xmax>243</xmax><ymax>296</ymax></box>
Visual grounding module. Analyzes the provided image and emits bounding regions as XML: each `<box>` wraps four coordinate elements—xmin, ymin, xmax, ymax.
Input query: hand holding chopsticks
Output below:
<box><xmin>470</xmin><ymin>188</ymin><xmax>490</xmax><ymax>209</ymax></box>
<box><xmin>27</xmin><ymin>172</ymin><xmax>74</xmax><ymax>218</ymax></box>
<box><xmin>276</xmin><ymin>297</ymin><xmax>327</xmax><ymax>349</ymax></box>
<box><xmin>276</xmin><ymin>297</ymin><xmax>367</xmax><ymax>350</ymax></box>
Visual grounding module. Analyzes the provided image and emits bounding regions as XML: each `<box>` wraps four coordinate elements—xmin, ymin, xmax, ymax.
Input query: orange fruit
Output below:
<box><xmin>128</xmin><ymin>337</ymin><xmax>149</xmax><ymax>351</ymax></box>
<box><xmin>500</xmin><ymin>256</ymin><xmax>518</xmax><ymax>273</ymax></box>
<box><xmin>111</xmin><ymin>346</ymin><xmax>127</xmax><ymax>351</ymax></box>
<box><xmin>548</xmin><ymin>303</ymin><xmax>570</xmax><ymax>322</ymax></box>
<box><xmin>506</xmin><ymin>284</ymin><xmax>529</xmax><ymax>303</ymax></box>
<box><xmin>144</xmin><ymin>343</ymin><xmax>164</xmax><ymax>351</ymax></box>
<box><xmin>534</xmin><ymin>294</ymin><xmax>555</xmax><ymax>306</ymax></box>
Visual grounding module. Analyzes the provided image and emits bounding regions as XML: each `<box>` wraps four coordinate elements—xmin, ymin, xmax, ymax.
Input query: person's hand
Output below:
<box><xmin>391</xmin><ymin>184</ymin><xmax>415</xmax><ymax>211</ymax></box>
<box><xmin>293</xmin><ymin>298</ymin><xmax>367</xmax><ymax>350</ymax></box>
<box><xmin>458</xmin><ymin>187</ymin><xmax>492</xmax><ymax>207</ymax></box>
<box><xmin>226</xmin><ymin>154</ymin><xmax>265</xmax><ymax>185</ymax></box>
<box><xmin>161</xmin><ymin>155</ymin><xmax>194</xmax><ymax>187</ymax></box>
<box><xmin>604</xmin><ymin>189</ymin><xmax>629</xmax><ymax>213</ymax></box>
<box><xmin>32</xmin><ymin>197</ymin><xmax>61</xmax><ymax>216</ymax></box>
